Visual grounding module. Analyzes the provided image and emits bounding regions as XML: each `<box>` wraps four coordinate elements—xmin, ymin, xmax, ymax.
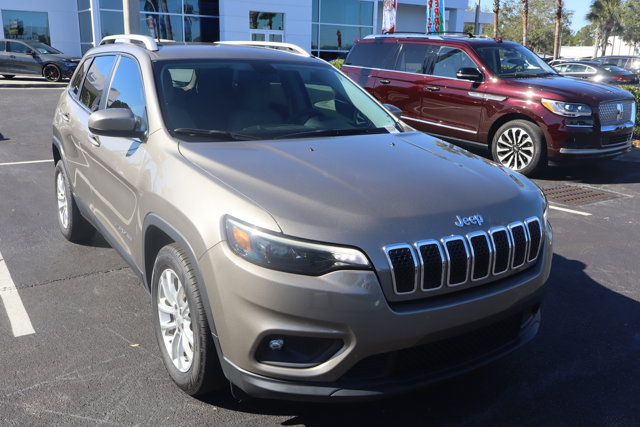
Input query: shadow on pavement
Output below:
<box><xmin>200</xmin><ymin>253</ymin><xmax>640</xmax><ymax>425</ymax></box>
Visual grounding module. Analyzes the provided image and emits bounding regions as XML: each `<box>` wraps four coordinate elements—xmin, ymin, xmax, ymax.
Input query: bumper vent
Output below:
<box><xmin>384</xmin><ymin>217</ymin><xmax>543</xmax><ymax>297</ymax></box>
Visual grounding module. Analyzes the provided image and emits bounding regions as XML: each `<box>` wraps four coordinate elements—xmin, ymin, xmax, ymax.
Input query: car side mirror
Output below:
<box><xmin>383</xmin><ymin>104</ymin><xmax>403</xmax><ymax>119</ymax></box>
<box><xmin>27</xmin><ymin>49</ymin><xmax>37</xmax><ymax>56</ymax></box>
<box><xmin>456</xmin><ymin>67</ymin><xmax>483</xmax><ymax>82</ymax></box>
<box><xmin>89</xmin><ymin>108</ymin><xmax>145</xmax><ymax>138</ymax></box>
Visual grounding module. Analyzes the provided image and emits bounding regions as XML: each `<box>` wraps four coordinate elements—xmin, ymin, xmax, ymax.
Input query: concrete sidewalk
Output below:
<box><xmin>0</xmin><ymin>76</ymin><xmax>67</xmax><ymax>88</ymax></box>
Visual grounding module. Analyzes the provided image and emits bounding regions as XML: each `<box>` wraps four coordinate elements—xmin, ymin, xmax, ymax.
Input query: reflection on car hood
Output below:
<box><xmin>179</xmin><ymin>132</ymin><xmax>543</xmax><ymax>246</ymax></box>
<box><xmin>503</xmin><ymin>76</ymin><xmax>634</xmax><ymax>103</ymax></box>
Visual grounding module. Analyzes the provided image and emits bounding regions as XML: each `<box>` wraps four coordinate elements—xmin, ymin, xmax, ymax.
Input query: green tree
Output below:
<box><xmin>587</xmin><ymin>0</ymin><xmax>623</xmax><ymax>56</ymax></box>
<box><xmin>564</xmin><ymin>23</ymin><xmax>595</xmax><ymax>46</ymax></box>
<box><xmin>620</xmin><ymin>0</ymin><xmax>640</xmax><ymax>51</ymax></box>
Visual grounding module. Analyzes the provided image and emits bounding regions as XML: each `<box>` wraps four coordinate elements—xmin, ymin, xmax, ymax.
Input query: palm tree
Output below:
<box><xmin>553</xmin><ymin>0</ymin><xmax>563</xmax><ymax>59</ymax></box>
<box><xmin>493</xmin><ymin>0</ymin><xmax>500</xmax><ymax>38</ymax></box>
<box><xmin>522</xmin><ymin>0</ymin><xmax>529</xmax><ymax>47</ymax></box>
<box><xmin>587</xmin><ymin>0</ymin><xmax>623</xmax><ymax>56</ymax></box>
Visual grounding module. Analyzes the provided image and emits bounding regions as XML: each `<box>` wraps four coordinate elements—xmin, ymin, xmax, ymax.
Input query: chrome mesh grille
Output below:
<box><xmin>385</xmin><ymin>217</ymin><xmax>543</xmax><ymax>297</ymax></box>
<box><xmin>599</xmin><ymin>101</ymin><xmax>634</xmax><ymax>126</ymax></box>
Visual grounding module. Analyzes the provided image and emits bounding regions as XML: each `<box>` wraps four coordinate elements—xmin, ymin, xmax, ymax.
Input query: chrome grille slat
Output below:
<box><xmin>384</xmin><ymin>217</ymin><xmax>544</xmax><ymax>296</ymax></box>
<box><xmin>599</xmin><ymin>100</ymin><xmax>633</xmax><ymax>126</ymax></box>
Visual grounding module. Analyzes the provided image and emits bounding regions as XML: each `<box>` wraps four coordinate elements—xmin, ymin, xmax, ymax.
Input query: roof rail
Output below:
<box><xmin>364</xmin><ymin>33</ymin><xmax>443</xmax><ymax>40</ymax></box>
<box><xmin>99</xmin><ymin>34</ymin><xmax>159</xmax><ymax>51</ymax></box>
<box><xmin>215</xmin><ymin>41</ymin><xmax>311</xmax><ymax>56</ymax></box>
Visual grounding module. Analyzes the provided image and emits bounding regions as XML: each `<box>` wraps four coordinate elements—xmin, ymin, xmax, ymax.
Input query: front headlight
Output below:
<box><xmin>225</xmin><ymin>217</ymin><xmax>371</xmax><ymax>275</ymax></box>
<box><xmin>541</xmin><ymin>98</ymin><xmax>592</xmax><ymax>117</ymax></box>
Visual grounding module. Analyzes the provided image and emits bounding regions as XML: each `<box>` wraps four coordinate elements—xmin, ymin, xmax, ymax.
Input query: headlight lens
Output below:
<box><xmin>541</xmin><ymin>98</ymin><xmax>592</xmax><ymax>117</ymax></box>
<box><xmin>225</xmin><ymin>217</ymin><xmax>370</xmax><ymax>275</ymax></box>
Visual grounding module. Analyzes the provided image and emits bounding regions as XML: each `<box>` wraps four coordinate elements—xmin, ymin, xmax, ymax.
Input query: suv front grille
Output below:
<box><xmin>384</xmin><ymin>217</ymin><xmax>543</xmax><ymax>297</ymax></box>
<box><xmin>599</xmin><ymin>100</ymin><xmax>634</xmax><ymax>126</ymax></box>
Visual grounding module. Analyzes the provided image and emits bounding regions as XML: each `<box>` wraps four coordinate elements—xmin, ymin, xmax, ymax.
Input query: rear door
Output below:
<box><xmin>342</xmin><ymin>40</ymin><xmax>398</xmax><ymax>97</ymax></box>
<box><xmin>417</xmin><ymin>46</ymin><xmax>487</xmax><ymax>140</ymax></box>
<box><xmin>372</xmin><ymin>42</ymin><xmax>438</xmax><ymax>123</ymax></box>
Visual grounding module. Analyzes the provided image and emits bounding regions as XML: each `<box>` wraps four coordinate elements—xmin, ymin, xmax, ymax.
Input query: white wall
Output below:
<box><xmin>0</xmin><ymin>0</ymin><xmax>81</xmax><ymax>56</ymax></box>
<box><xmin>220</xmin><ymin>0</ymin><xmax>312</xmax><ymax>51</ymax></box>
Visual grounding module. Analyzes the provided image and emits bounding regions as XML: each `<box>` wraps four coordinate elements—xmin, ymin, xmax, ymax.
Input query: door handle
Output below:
<box><xmin>425</xmin><ymin>86</ymin><xmax>440</xmax><ymax>92</ymax></box>
<box><xmin>379</xmin><ymin>79</ymin><xmax>391</xmax><ymax>84</ymax></box>
<box><xmin>88</xmin><ymin>134</ymin><xmax>101</xmax><ymax>147</ymax></box>
<box><xmin>9</xmin><ymin>55</ymin><xmax>15</xmax><ymax>59</ymax></box>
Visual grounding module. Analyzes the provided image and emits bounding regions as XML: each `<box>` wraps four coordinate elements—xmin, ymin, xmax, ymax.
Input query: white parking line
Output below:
<box><xmin>0</xmin><ymin>251</ymin><xmax>35</xmax><ymax>337</ymax></box>
<box><xmin>0</xmin><ymin>159</ymin><xmax>51</xmax><ymax>167</ymax></box>
<box><xmin>549</xmin><ymin>204</ymin><xmax>592</xmax><ymax>216</ymax></box>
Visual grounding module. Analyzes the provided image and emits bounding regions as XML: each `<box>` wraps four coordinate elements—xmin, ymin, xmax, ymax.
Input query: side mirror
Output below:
<box><xmin>383</xmin><ymin>104</ymin><xmax>403</xmax><ymax>119</ymax></box>
<box><xmin>27</xmin><ymin>49</ymin><xmax>37</xmax><ymax>56</ymax></box>
<box><xmin>89</xmin><ymin>108</ymin><xmax>145</xmax><ymax>138</ymax></box>
<box><xmin>456</xmin><ymin>67</ymin><xmax>483</xmax><ymax>82</ymax></box>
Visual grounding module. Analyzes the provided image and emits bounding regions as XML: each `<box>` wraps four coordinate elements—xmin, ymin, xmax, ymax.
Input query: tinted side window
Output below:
<box><xmin>79</xmin><ymin>55</ymin><xmax>116</xmax><ymax>111</ymax></box>
<box><xmin>345</xmin><ymin>42</ymin><xmax>398</xmax><ymax>69</ymax></box>
<box><xmin>432</xmin><ymin>47</ymin><xmax>476</xmax><ymax>78</ymax></box>
<box><xmin>7</xmin><ymin>42</ymin><xmax>29</xmax><ymax>54</ymax></box>
<box><xmin>566</xmin><ymin>64</ymin><xmax>586</xmax><ymax>73</ymax></box>
<box><xmin>70</xmin><ymin>58</ymin><xmax>93</xmax><ymax>96</ymax></box>
<box><xmin>392</xmin><ymin>43</ymin><xmax>437</xmax><ymax>74</ymax></box>
<box><xmin>106</xmin><ymin>56</ymin><xmax>146</xmax><ymax>124</ymax></box>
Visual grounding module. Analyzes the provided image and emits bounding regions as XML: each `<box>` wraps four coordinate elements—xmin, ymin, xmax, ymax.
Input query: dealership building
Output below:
<box><xmin>0</xmin><ymin>0</ymin><xmax>491</xmax><ymax>58</ymax></box>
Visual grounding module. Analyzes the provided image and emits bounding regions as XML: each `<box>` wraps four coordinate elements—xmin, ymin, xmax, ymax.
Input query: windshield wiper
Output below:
<box><xmin>173</xmin><ymin>128</ymin><xmax>257</xmax><ymax>141</ymax></box>
<box><xmin>499</xmin><ymin>72</ymin><xmax>534</xmax><ymax>78</ymax></box>
<box><xmin>278</xmin><ymin>127</ymin><xmax>389</xmax><ymax>139</ymax></box>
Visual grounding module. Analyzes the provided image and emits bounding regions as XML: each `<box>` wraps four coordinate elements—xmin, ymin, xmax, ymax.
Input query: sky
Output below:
<box><xmin>478</xmin><ymin>0</ymin><xmax>590</xmax><ymax>32</ymax></box>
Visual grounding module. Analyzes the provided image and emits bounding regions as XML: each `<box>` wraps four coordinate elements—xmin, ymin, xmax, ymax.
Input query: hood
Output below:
<box><xmin>179</xmin><ymin>132</ymin><xmax>544</xmax><ymax>250</ymax></box>
<box><xmin>501</xmin><ymin>75</ymin><xmax>634</xmax><ymax>104</ymax></box>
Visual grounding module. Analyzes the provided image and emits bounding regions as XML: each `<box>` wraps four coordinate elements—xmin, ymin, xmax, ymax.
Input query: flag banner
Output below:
<box><xmin>382</xmin><ymin>0</ymin><xmax>397</xmax><ymax>34</ymax></box>
<box><xmin>426</xmin><ymin>0</ymin><xmax>445</xmax><ymax>33</ymax></box>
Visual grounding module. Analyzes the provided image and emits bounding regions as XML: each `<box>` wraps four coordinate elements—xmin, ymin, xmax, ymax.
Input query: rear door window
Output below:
<box><xmin>566</xmin><ymin>64</ymin><xmax>587</xmax><ymax>73</ymax></box>
<box><xmin>78</xmin><ymin>55</ymin><xmax>116</xmax><ymax>111</ymax></box>
<box><xmin>344</xmin><ymin>42</ymin><xmax>398</xmax><ymax>70</ymax></box>
<box><xmin>392</xmin><ymin>43</ymin><xmax>437</xmax><ymax>74</ymax></box>
<box><xmin>432</xmin><ymin>47</ymin><xmax>477</xmax><ymax>78</ymax></box>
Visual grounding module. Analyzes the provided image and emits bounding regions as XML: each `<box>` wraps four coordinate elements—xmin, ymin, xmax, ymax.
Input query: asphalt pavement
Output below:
<box><xmin>0</xmin><ymin>88</ymin><xmax>638</xmax><ymax>426</ymax></box>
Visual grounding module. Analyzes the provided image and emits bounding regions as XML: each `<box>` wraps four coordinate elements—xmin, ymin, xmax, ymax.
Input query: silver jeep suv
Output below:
<box><xmin>52</xmin><ymin>35</ymin><xmax>552</xmax><ymax>400</ymax></box>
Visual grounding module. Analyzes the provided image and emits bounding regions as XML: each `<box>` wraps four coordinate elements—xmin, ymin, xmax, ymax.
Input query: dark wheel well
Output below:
<box><xmin>487</xmin><ymin>114</ymin><xmax>544</xmax><ymax>151</ymax></box>
<box><xmin>52</xmin><ymin>144</ymin><xmax>61</xmax><ymax>165</ymax></box>
<box><xmin>144</xmin><ymin>225</ymin><xmax>175</xmax><ymax>290</ymax></box>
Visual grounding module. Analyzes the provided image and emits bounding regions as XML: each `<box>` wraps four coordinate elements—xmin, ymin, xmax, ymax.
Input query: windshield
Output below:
<box><xmin>474</xmin><ymin>44</ymin><xmax>557</xmax><ymax>78</ymax></box>
<box><xmin>153</xmin><ymin>59</ymin><xmax>400</xmax><ymax>140</ymax></box>
<box><xmin>27</xmin><ymin>42</ymin><xmax>62</xmax><ymax>54</ymax></box>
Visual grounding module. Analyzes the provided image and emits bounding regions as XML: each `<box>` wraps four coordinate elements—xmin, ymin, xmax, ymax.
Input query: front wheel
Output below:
<box><xmin>151</xmin><ymin>243</ymin><xmax>226</xmax><ymax>396</ymax></box>
<box><xmin>43</xmin><ymin>64</ymin><xmax>62</xmax><ymax>82</ymax></box>
<box><xmin>491</xmin><ymin>120</ymin><xmax>546</xmax><ymax>176</ymax></box>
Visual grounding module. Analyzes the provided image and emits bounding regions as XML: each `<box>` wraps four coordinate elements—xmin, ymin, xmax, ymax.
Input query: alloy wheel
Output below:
<box><xmin>495</xmin><ymin>127</ymin><xmax>535</xmax><ymax>171</ymax></box>
<box><xmin>56</xmin><ymin>171</ymin><xmax>69</xmax><ymax>229</ymax></box>
<box><xmin>43</xmin><ymin>65</ymin><xmax>61</xmax><ymax>82</ymax></box>
<box><xmin>157</xmin><ymin>268</ymin><xmax>194</xmax><ymax>372</ymax></box>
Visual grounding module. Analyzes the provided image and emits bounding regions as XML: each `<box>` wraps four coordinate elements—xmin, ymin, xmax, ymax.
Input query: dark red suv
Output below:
<box><xmin>342</xmin><ymin>34</ymin><xmax>637</xmax><ymax>175</ymax></box>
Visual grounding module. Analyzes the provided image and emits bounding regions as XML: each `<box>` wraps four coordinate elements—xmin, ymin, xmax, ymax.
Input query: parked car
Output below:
<box><xmin>342</xmin><ymin>34</ymin><xmax>636</xmax><ymax>176</ymax></box>
<box><xmin>53</xmin><ymin>34</ymin><xmax>552</xmax><ymax>400</ymax></box>
<box><xmin>552</xmin><ymin>60</ymin><xmax>639</xmax><ymax>85</ymax></box>
<box><xmin>0</xmin><ymin>39</ymin><xmax>79</xmax><ymax>81</ymax></box>
<box><xmin>594</xmin><ymin>55</ymin><xmax>640</xmax><ymax>76</ymax></box>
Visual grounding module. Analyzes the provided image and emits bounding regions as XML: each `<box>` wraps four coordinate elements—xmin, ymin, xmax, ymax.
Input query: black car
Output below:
<box><xmin>0</xmin><ymin>39</ymin><xmax>80</xmax><ymax>82</ymax></box>
<box><xmin>595</xmin><ymin>55</ymin><xmax>640</xmax><ymax>76</ymax></box>
<box><xmin>552</xmin><ymin>60</ymin><xmax>639</xmax><ymax>85</ymax></box>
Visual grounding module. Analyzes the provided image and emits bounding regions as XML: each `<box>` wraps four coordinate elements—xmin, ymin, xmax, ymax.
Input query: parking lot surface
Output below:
<box><xmin>0</xmin><ymin>88</ymin><xmax>638</xmax><ymax>426</ymax></box>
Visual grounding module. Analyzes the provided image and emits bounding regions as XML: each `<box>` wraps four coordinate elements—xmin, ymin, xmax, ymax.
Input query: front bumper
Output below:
<box><xmin>198</xmin><ymin>224</ymin><xmax>553</xmax><ymax>401</ymax></box>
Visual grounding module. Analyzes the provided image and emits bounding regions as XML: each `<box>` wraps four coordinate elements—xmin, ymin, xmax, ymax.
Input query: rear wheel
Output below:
<box><xmin>491</xmin><ymin>120</ymin><xmax>546</xmax><ymax>176</ymax></box>
<box><xmin>2</xmin><ymin>74</ymin><xmax>15</xmax><ymax>79</ymax></box>
<box><xmin>43</xmin><ymin>64</ymin><xmax>62</xmax><ymax>82</ymax></box>
<box><xmin>151</xmin><ymin>243</ymin><xmax>226</xmax><ymax>396</ymax></box>
<box><xmin>55</xmin><ymin>161</ymin><xmax>95</xmax><ymax>242</ymax></box>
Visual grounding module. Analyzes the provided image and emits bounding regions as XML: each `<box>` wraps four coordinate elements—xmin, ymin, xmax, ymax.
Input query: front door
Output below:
<box><xmin>6</xmin><ymin>41</ymin><xmax>40</xmax><ymax>75</ymax></box>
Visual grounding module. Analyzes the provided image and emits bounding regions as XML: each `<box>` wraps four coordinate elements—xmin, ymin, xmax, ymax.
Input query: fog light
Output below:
<box><xmin>256</xmin><ymin>335</ymin><xmax>343</xmax><ymax>368</ymax></box>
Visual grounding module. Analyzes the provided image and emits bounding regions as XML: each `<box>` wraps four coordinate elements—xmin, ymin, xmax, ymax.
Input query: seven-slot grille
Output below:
<box><xmin>599</xmin><ymin>100</ymin><xmax>634</xmax><ymax>126</ymax></box>
<box><xmin>385</xmin><ymin>217</ymin><xmax>543</xmax><ymax>296</ymax></box>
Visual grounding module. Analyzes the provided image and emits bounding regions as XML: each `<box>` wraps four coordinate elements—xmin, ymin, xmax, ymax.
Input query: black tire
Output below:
<box><xmin>151</xmin><ymin>243</ymin><xmax>226</xmax><ymax>396</ymax></box>
<box><xmin>491</xmin><ymin>120</ymin><xmax>546</xmax><ymax>176</ymax></box>
<box><xmin>43</xmin><ymin>64</ymin><xmax>62</xmax><ymax>82</ymax></box>
<box><xmin>2</xmin><ymin>74</ymin><xmax>15</xmax><ymax>79</ymax></box>
<box><xmin>55</xmin><ymin>160</ymin><xmax>95</xmax><ymax>242</ymax></box>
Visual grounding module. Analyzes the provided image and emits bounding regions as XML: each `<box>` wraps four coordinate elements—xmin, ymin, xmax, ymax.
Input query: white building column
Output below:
<box><xmin>123</xmin><ymin>0</ymin><xmax>141</xmax><ymax>34</ymax></box>
<box><xmin>90</xmin><ymin>0</ymin><xmax>101</xmax><ymax>46</ymax></box>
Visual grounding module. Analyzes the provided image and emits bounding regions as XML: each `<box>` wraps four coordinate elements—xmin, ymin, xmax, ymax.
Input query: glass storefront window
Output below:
<box><xmin>184</xmin><ymin>16</ymin><xmax>219</xmax><ymax>42</ymax></box>
<box><xmin>140</xmin><ymin>13</ymin><xmax>183</xmax><ymax>41</ymax></box>
<box><xmin>184</xmin><ymin>0</ymin><xmax>218</xmax><ymax>16</ymax></box>
<box><xmin>101</xmin><ymin>0</ymin><xmax>123</xmax><ymax>10</ymax></box>
<box><xmin>100</xmin><ymin>11</ymin><xmax>124</xmax><ymax>38</ymax></box>
<box><xmin>2</xmin><ymin>10</ymin><xmax>51</xmax><ymax>45</ymax></box>
<box><xmin>318</xmin><ymin>24</ymin><xmax>372</xmax><ymax>51</ymax></box>
<box><xmin>77</xmin><ymin>0</ymin><xmax>90</xmax><ymax>11</ymax></box>
<box><xmin>312</xmin><ymin>0</ymin><xmax>319</xmax><ymax>22</ymax></box>
<box><xmin>140</xmin><ymin>0</ymin><xmax>181</xmax><ymax>14</ymax></box>
<box><xmin>249</xmin><ymin>12</ymin><xmax>283</xmax><ymax>31</ymax></box>
<box><xmin>78</xmin><ymin>11</ymin><xmax>92</xmax><ymax>44</ymax></box>
<box><xmin>319</xmin><ymin>0</ymin><xmax>373</xmax><ymax>26</ymax></box>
